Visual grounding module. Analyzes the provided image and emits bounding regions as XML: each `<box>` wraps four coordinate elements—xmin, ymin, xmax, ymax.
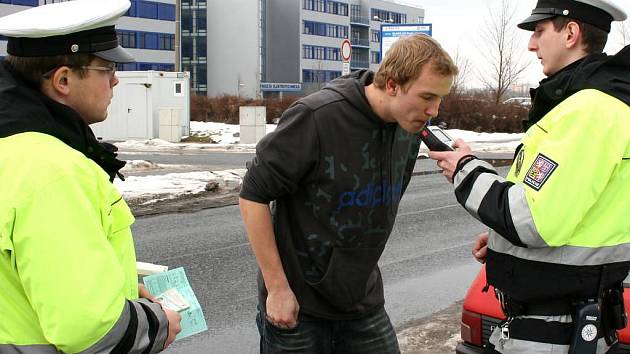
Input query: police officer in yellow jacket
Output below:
<box><xmin>0</xmin><ymin>0</ymin><xmax>181</xmax><ymax>352</ymax></box>
<box><xmin>429</xmin><ymin>0</ymin><xmax>630</xmax><ymax>353</ymax></box>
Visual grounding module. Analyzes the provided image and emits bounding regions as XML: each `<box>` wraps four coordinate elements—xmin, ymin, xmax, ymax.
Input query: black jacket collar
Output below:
<box><xmin>527</xmin><ymin>45</ymin><xmax>630</xmax><ymax>129</ymax></box>
<box><xmin>0</xmin><ymin>61</ymin><xmax>125</xmax><ymax>182</ymax></box>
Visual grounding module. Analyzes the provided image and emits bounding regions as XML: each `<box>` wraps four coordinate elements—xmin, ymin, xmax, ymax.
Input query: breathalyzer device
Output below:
<box><xmin>420</xmin><ymin>125</ymin><xmax>455</xmax><ymax>151</ymax></box>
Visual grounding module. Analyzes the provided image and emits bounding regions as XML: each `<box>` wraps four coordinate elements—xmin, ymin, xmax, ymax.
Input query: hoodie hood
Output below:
<box><xmin>528</xmin><ymin>44</ymin><xmax>630</xmax><ymax>127</ymax></box>
<box><xmin>322</xmin><ymin>69</ymin><xmax>385</xmax><ymax>127</ymax></box>
<box><xmin>0</xmin><ymin>61</ymin><xmax>125</xmax><ymax>182</ymax></box>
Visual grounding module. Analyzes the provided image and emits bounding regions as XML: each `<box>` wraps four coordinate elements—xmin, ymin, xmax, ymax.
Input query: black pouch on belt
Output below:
<box><xmin>601</xmin><ymin>284</ymin><xmax>627</xmax><ymax>345</ymax></box>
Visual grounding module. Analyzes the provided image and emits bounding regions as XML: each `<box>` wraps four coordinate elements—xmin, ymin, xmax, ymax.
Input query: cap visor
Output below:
<box><xmin>93</xmin><ymin>45</ymin><xmax>135</xmax><ymax>63</ymax></box>
<box><xmin>517</xmin><ymin>14</ymin><xmax>555</xmax><ymax>31</ymax></box>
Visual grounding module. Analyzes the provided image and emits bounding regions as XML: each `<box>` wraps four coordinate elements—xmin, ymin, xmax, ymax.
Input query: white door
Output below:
<box><xmin>126</xmin><ymin>84</ymin><xmax>149</xmax><ymax>139</ymax></box>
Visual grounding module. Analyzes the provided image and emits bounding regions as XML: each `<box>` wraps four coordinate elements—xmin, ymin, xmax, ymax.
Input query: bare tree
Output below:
<box><xmin>477</xmin><ymin>0</ymin><xmax>530</xmax><ymax>104</ymax></box>
<box><xmin>452</xmin><ymin>47</ymin><xmax>472</xmax><ymax>95</ymax></box>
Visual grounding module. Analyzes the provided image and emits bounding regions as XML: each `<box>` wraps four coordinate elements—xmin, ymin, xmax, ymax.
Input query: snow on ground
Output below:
<box><xmin>113</xmin><ymin>123</ymin><xmax>523</xmax><ymax>202</ymax></box>
<box><xmin>115</xmin><ymin>169</ymin><xmax>245</xmax><ymax>204</ymax></box>
<box><xmin>444</xmin><ymin>129</ymin><xmax>523</xmax><ymax>153</ymax></box>
<box><xmin>115</xmin><ymin>122</ymin><xmax>278</xmax><ymax>151</ymax></box>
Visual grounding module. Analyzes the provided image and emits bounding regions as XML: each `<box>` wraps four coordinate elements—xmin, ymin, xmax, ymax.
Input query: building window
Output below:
<box><xmin>371</xmin><ymin>8</ymin><xmax>406</xmax><ymax>24</ymax></box>
<box><xmin>157</xmin><ymin>3</ymin><xmax>176</xmax><ymax>21</ymax></box>
<box><xmin>304</xmin><ymin>21</ymin><xmax>346</xmax><ymax>38</ymax></box>
<box><xmin>117</xmin><ymin>62</ymin><xmax>174</xmax><ymax>72</ymax></box>
<box><xmin>303</xmin><ymin>45</ymin><xmax>313</xmax><ymax>59</ymax></box>
<box><xmin>138</xmin><ymin>1</ymin><xmax>158</xmax><ymax>19</ymax></box>
<box><xmin>118</xmin><ymin>30</ymin><xmax>174</xmax><ymax>51</ymax></box>
<box><xmin>303</xmin><ymin>45</ymin><xmax>341</xmax><ymax>61</ymax></box>
<box><xmin>304</xmin><ymin>0</ymin><xmax>348</xmax><ymax>16</ymax></box>
<box><xmin>370</xmin><ymin>51</ymin><xmax>381</xmax><ymax>64</ymax></box>
<box><xmin>10</xmin><ymin>0</ymin><xmax>38</xmax><ymax>5</ymax></box>
<box><xmin>125</xmin><ymin>0</ymin><xmax>175</xmax><ymax>21</ymax></box>
<box><xmin>303</xmin><ymin>69</ymin><xmax>342</xmax><ymax>83</ymax></box>
<box><xmin>138</xmin><ymin>32</ymin><xmax>159</xmax><ymax>49</ymax></box>
<box><xmin>371</xmin><ymin>30</ymin><xmax>380</xmax><ymax>43</ymax></box>
<box><xmin>126</xmin><ymin>0</ymin><xmax>137</xmax><ymax>16</ymax></box>
<box><xmin>117</xmin><ymin>30</ymin><xmax>137</xmax><ymax>48</ymax></box>
<box><xmin>159</xmin><ymin>33</ymin><xmax>175</xmax><ymax>50</ymax></box>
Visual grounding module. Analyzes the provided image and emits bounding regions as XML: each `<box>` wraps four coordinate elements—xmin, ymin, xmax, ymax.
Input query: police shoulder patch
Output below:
<box><xmin>523</xmin><ymin>153</ymin><xmax>558</xmax><ymax>191</ymax></box>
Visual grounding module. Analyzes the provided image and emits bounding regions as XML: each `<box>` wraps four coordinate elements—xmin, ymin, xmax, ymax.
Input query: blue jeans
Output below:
<box><xmin>256</xmin><ymin>306</ymin><xmax>400</xmax><ymax>354</ymax></box>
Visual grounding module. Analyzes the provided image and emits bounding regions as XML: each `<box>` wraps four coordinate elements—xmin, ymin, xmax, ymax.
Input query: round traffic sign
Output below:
<box><xmin>341</xmin><ymin>39</ymin><xmax>352</xmax><ymax>61</ymax></box>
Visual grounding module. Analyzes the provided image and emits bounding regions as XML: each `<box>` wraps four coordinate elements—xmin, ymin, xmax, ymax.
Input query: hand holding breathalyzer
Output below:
<box><xmin>428</xmin><ymin>139</ymin><xmax>473</xmax><ymax>183</ymax></box>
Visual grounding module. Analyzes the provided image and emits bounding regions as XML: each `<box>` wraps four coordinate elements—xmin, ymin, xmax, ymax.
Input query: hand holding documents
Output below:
<box><xmin>157</xmin><ymin>288</ymin><xmax>190</xmax><ymax>312</ymax></box>
<box><xmin>143</xmin><ymin>267</ymin><xmax>208</xmax><ymax>340</ymax></box>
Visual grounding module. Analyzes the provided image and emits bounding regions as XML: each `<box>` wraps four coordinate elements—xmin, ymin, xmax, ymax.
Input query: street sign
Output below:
<box><xmin>259</xmin><ymin>82</ymin><xmax>302</xmax><ymax>92</ymax></box>
<box><xmin>380</xmin><ymin>24</ymin><xmax>432</xmax><ymax>61</ymax></box>
<box><xmin>342</xmin><ymin>62</ymin><xmax>350</xmax><ymax>76</ymax></box>
<box><xmin>341</xmin><ymin>39</ymin><xmax>352</xmax><ymax>62</ymax></box>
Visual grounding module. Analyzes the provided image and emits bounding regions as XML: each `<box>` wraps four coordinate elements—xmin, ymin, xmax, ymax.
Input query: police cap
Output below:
<box><xmin>518</xmin><ymin>0</ymin><xmax>627</xmax><ymax>32</ymax></box>
<box><xmin>0</xmin><ymin>0</ymin><xmax>134</xmax><ymax>63</ymax></box>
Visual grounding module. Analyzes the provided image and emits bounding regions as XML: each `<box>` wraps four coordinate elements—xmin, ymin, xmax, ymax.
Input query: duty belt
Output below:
<box><xmin>495</xmin><ymin>289</ymin><xmax>575</xmax><ymax>317</ymax></box>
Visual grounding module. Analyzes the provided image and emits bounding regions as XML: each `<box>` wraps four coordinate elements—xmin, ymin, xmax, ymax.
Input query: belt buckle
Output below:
<box><xmin>500</xmin><ymin>317</ymin><xmax>514</xmax><ymax>341</ymax></box>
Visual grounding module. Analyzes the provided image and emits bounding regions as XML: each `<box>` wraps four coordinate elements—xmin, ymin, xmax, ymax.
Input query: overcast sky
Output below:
<box><xmin>388</xmin><ymin>0</ymin><xmax>630</xmax><ymax>89</ymax></box>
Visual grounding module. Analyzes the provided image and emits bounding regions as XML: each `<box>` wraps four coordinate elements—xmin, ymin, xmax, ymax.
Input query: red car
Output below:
<box><xmin>456</xmin><ymin>266</ymin><xmax>630</xmax><ymax>354</ymax></box>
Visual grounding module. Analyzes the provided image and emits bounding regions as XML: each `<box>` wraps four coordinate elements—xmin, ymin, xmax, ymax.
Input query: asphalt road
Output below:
<box><xmin>132</xmin><ymin>168</ymin><xmax>508</xmax><ymax>353</ymax></box>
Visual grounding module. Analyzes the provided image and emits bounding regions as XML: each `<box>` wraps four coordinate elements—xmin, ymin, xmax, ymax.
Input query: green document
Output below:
<box><xmin>143</xmin><ymin>267</ymin><xmax>208</xmax><ymax>340</ymax></box>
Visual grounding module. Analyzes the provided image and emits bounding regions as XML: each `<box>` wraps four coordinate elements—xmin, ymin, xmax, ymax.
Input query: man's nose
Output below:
<box><xmin>426</xmin><ymin>100</ymin><xmax>441</xmax><ymax>117</ymax></box>
<box><xmin>528</xmin><ymin>34</ymin><xmax>537</xmax><ymax>52</ymax></box>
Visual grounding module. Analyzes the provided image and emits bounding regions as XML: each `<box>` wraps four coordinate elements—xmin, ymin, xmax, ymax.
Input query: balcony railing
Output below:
<box><xmin>350</xmin><ymin>59</ymin><xmax>369</xmax><ymax>69</ymax></box>
<box><xmin>351</xmin><ymin>37</ymin><xmax>370</xmax><ymax>47</ymax></box>
<box><xmin>350</xmin><ymin>15</ymin><xmax>370</xmax><ymax>25</ymax></box>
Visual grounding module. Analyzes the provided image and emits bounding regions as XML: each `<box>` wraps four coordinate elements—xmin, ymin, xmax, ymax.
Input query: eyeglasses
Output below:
<box><xmin>79</xmin><ymin>65</ymin><xmax>116</xmax><ymax>79</ymax></box>
<box><xmin>42</xmin><ymin>64</ymin><xmax>117</xmax><ymax>79</ymax></box>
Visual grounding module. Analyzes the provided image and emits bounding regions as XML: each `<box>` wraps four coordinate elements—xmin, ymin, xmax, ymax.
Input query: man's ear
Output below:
<box><xmin>385</xmin><ymin>78</ymin><xmax>399</xmax><ymax>96</ymax></box>
<box><xmin>564</xmin><ymin>21</ymin><xmax>582</xmax><ymax>50</ymax></box>
<box><xmin>49</xmin><ymin>66</ymin><xmax>72</xmax><ymax>97</ymax></box>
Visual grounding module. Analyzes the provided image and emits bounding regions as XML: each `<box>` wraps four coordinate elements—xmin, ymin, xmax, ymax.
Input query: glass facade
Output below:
<box><xmin>302</xmin><ymin>69</ymin><xmax>341</xmax><ymax>83</ymax></box>
<box><xmin>125</xmin><ymin>0</ymin><xmax>176</xmax><ymax>21</ymax></box>
<box><xmin>303</xmin><ymin>45</ymin><xmax>341</xmax><ymax>61</ymax></box>
<box><xmin>370</xmin><ymin>8</ymin><xmax>406</xmax><ymax>23</ymax></box>
<box><xmin>303</xmin><ymin>0</ymin><xmax>348</xmax><ymax>16</ymax></box>
<box><xmin>303</xmin><ymin>20</ymin><xmax>348</xmax><ymax>39</ymax></box>
<box><xmin>117</xmin><ymin>30</ymin><xmax>175</xmax><ymax>51</ymax></box>
<box><xmin>181</xmin><ymin>0</ymin><xmax>208</xmax><ymax>95</ymax></box>
<box><xmin>1</xmin><ymin>0</ymin><xmax>38</xmax><ymax>5</ymax></box>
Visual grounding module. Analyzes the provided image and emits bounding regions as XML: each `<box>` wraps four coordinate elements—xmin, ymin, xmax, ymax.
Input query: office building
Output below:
<box><xmin>181</xmin><ymin>0</ymin><xmax>207</xmax><ymax>95</ymax></box>
<box><xmin>197</xmin><ymin>0</ymin><xmax>424</xmax><ymax>98</ymax></box>
<box><xmin>0</xmin><ymin>0</ymin><xmax>176</xmax><ymax>72</ymax></box>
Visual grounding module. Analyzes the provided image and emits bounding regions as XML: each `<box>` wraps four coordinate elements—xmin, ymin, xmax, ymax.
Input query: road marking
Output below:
<box><xmin>159</xmin><ymin>242</ymin><xmax>251</xmax><ymax>262</ymax></box>
<box><xmin>397</xmin><ymin>204</ymin><xmax>460</xmax><ymax>217</ymax></box>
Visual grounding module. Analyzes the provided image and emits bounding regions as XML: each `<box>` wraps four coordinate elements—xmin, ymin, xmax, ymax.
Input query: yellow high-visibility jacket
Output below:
<box><xmin>0</xmin><ymin>132</ymin><xmax>168</xmax><ymax>353</ymax></box>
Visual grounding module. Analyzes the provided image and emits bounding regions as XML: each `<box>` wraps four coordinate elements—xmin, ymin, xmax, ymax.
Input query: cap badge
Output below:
<box><xmin>71</xmin><ymin>44</ymin><xmax>79</xmax><ymax>53</ymax></box>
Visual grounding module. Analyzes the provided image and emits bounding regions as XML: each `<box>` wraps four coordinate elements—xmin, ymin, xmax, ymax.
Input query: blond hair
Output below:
<box><xmin>374</xmin><ymin>34</ymin><xmax>458</xmax><ymax>91</ymax></box>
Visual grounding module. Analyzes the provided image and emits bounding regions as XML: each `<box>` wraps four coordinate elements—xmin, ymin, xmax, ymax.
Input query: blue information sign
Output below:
<box><xmin>380</xmin><ymin>24</ymin><xmax>432</xmax><ymax>61</ymax></box>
